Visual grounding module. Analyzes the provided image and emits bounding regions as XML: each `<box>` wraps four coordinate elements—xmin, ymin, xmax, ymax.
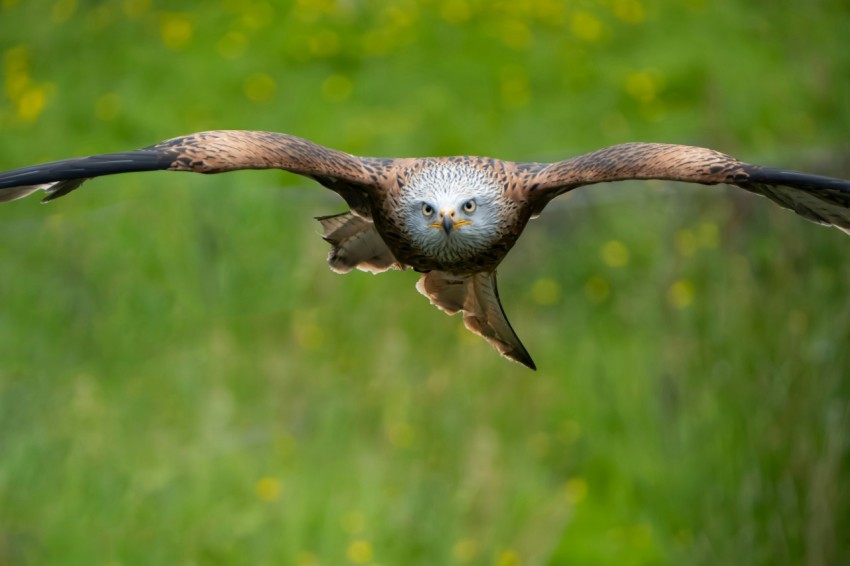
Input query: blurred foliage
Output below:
<box><xmin>1</xmin><ymin>0</ymin><xmax>849</xmax><ymax>564</ymax></box>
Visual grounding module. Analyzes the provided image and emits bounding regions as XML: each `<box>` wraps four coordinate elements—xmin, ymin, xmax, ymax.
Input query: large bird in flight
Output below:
<box><xmin>1</xmin><ymin>130</ymin><xmax>849</xmax><ymax>369</ymax></box>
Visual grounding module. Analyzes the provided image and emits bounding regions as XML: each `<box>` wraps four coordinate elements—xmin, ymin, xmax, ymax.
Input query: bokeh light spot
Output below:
<box><xmin>564</xmin><ymin>477</ymin><xmax>588</xmax><ymax>504</ymax></box>
<box><xmin>17</xmin><ymin>86</ymin><xmax>46</xmax><ymax>121</ymax></box>
<box><xmin>698</xmin><ymin>222</ymin><xmax>719</xmax><ymax>248</ymax></box>
<box><xmin>571</xmin><ymin>11</ymin><xmax>603</xmax><ymax>42</ymax></box>
<box><xmin>625</xmin><ymin>71</ymin><xmax>660</xmax><ymax>103</ymax></box>
<box><xmin>602</xmin><ymin>240</ymin><xmax>630</xmax><ymax>267</ymax></box>
<box><xmin>244</xmin><ymin>73</ymin><xmax>277</xmax><ymax>103</ymax></box>
<box><xmin>439</xmin><ymin>0</ymin><xmax>471</xmax><ymax>24</ymax></box>
<box><xmin>531</xmin><ymin>277</ymin><xmax>560</xmax><ymax>305</ymax></box>
<box><xmin>501</xmin><ymin>19</ymin><xmax>532</xmax><ymax>50</ymax></box>
<box><xmin>346</xmin><ymin>540</ymin><xmax>373</xmax><ymax>564</ymax></box>
<box><xmin>160</xmin><ymin>13</ymin><xmax>193</xmax><ymax>49</ymax></box>
<box><xmin>386</xmin><ymin>421</ymin><xmax>415</xmax><ymax>449</ymax></box>
<box><xmin>123</xmin><ymin>0</ymin><xmax>150</xmax><ymax>19</ymax></box>
<box><xmin>614</xmin><ymin>0</ymin><xmax>645</xmax><ymax>24</ymax></box>
<box><xmin>241</xmin><ymin>2</ymin><xmax>275</xmax><ymax>30</ymax></box>
<box><xmin>452</xmin><ymin>539</ymin><xmax>478</xmax><ymax>563</ymax></box>
<box><xmin>4</xmin><ymin>46</ymin><xmax>30</xmax><ymax>101</ymax></box>
<box><xmin>308</xmin><ymin>29</ymin><xmax>340</xmax><ymax>57</ymax></box>
<box><xmin>559</xmin><ymin>419</ymin><xmax>581</xmax><ymax>444</ymax></box>
<box><xmin>668</xmin><ymin>279</ymin><xmax>694</xmax><ymax>309</ymax></box>
<box><xmin>497</xmin><ymin>549</ymin><xmax>521</xmax><ymax>566</ymax></box>
<box><xmin>256</xmin><ymin>477</ymin><xmax>282</xmax><ymax>502</ymax></box>
<box><xmin>51</xmin><ymin>0</ymin><xmax>77</xmax><ymax>23</ymax></box>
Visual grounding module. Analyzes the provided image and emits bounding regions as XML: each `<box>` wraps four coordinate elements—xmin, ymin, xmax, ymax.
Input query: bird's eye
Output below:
<box><xmin>462</xmin><ymin>199</ymin><xmax>477</xmax><ymax>213</ymax></box>
<box><xmin>421</xmin><ymin>203</ymin><xmax>434</xmax><ymax>217</ymax></box>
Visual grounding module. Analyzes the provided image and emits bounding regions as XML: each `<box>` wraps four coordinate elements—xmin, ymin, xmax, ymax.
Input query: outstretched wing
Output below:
<box><xmin>0</xmin><ymin>130</ymin><xmax>389</xmax><ymax>214</ymax></box>
<box><xmin>416</xmin><ymin>270</ymin><xmax>535</xmax><ymax>370</ymax></box>
<box><xmin>524</xmin><ymin>143</ymin><xmax>850</xmax><ymax>235</ymax></box>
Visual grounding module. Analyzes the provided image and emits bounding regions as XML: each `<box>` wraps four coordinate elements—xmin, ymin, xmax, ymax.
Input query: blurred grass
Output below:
<box><xmin>0</xmin><ymin>0</ymin><xmax>849</xmax><ymax>564</ymax></box>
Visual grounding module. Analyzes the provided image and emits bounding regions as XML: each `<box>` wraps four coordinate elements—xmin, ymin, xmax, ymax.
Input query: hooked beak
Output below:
<box><xmin>441</xmin><ymin>214</ymin><xmax>454</xmax><ymax>235</ymax></box>
<box><xmin>430</xmin><ymin>210</ymin><xmax>471</xmax><ymax>235</ymax></box>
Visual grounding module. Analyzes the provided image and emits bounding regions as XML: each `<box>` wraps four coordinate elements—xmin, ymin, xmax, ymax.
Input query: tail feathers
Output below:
<box><xmin>0</xmin><ymin>150</ymin><xmax>176</xmax><ymax>203</ymax></box>
<box><xmin>416</xmin><ymin>270</ymin><xmax>536</xmax><ymax>370</ymax></box>
<box><xmin>316</xmin><ymin>211</ymin><xmax>402</xmax><ymax>274</ymax></box>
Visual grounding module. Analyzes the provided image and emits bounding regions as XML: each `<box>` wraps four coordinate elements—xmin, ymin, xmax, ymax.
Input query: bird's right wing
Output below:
<box><xmin>0</xmin><ymin>130</ymin><xmax>390</xmax><ymax>215</ymax></box>
<box><xmin>416</xmin><ymin>270</ymin><xmax>535</xmax><ymax>370</ymax></box>
<box><xmin>521</xmin><ymin>143</ymin><xmax>850</xmax><ymax>235</ymax></box>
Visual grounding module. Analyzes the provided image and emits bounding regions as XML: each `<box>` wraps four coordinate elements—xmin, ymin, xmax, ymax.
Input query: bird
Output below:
<box><xmin>1</xmin><ymin>130</ymin><xmax>849</xmax><ymax>369</ymax></box>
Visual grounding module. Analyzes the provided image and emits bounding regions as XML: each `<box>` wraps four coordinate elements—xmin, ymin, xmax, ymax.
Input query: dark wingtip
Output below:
<box><xmin>748</xmin><ymin>167</ymin><xmax>850</xmax><ymax>191</ymax></box>
<box><xmin>508</xmin><ymin>348</ymin><xmax>537</xmax><ymax>371</ymax></box>
<box><xmin>0</xmin><ymin>150</ymin><xmax>176</xmax><ymax>193</ymax></box>
<box><xmin>39</xmin><ymin>178</ymin><xmax>88</xmax><ymax>203</ymax></box>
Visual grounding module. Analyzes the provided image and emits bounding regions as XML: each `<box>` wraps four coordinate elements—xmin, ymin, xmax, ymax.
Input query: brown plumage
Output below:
<box><xmin>2</xmin><ymin>130</ymin><xmax>849</xmax><ymax>369</ymax></box>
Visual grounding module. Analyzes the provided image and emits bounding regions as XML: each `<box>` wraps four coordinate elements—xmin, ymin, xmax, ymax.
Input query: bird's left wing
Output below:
<box><xmin>0</xmin><ymin>130</ymin><xmax>389</xmax><ymax>213</ymax></box>
<box><xmin>416</xmin><ymin>270</ymin><xmax>535</xmax><ymax>370</ymax></box>
<box><xmin>522</xmin><ymin>143</ymin><xmax>850</xmax><ymax>235</ymax></box>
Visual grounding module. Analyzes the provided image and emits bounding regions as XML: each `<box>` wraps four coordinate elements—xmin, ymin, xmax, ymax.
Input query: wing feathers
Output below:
<box><xmin>0</xmin><ymin>151</ymin><xmax>176</xmax><ymax>202</ymax></box>
<box><xmin>0</xmin><ymin>130</ymin><xmax>385</xmax><ymax>203</ymax></box>
<box><xmin>317</xmin><ymin>211</ymin><xmax>401</xmax><ymax>274</ymax></box>
<box><xmin>527</xmin><ymin>143</ymin><xmax>850</xmax><ymax>235</ymax></box>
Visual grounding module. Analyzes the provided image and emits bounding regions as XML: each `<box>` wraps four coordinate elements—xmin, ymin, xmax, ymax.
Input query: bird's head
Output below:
<box><xmin>400</xmin><ymin>163</ymin><xmax>508</xmax><ymax>264</ymax></box>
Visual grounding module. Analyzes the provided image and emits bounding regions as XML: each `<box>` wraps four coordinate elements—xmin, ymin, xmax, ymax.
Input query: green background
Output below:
<box><xmin>1</xmin><ymin>0</ymin><xmax>848</xmax><ymax>564</ymax></box>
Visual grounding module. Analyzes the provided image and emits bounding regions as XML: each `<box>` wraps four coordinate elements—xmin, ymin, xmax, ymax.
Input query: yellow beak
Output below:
<box><xmin>430</xmin><ymin>210</ymin><xmax>470</xmax><ymax>235</ymax></box>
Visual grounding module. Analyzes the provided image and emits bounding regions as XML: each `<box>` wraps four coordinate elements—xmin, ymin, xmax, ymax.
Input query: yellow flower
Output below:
<box><xmin>451</xmin><ymin>539</ymin><xmax>477</xmax><ymax>563</ymax></box>
<box><xmin>625</xmin><ymin>71</ymin><xmax>659</xmax><ymax>103</ymax></box>
<box><xmin>497</xmin><ymin>549</ymin><xmax>521</xmax><ymax>566</ymax></box>
<box><xmin>244</xmin><ymin>73</ymin><xmax>277</xmax><ymax>102</ymax></box>
<box><xmin>571</xmin><ymin>11</ymin><xmax>603</xmax><ymax>42</ymax></box>
<box><xmin>439</xmin><ymin>0</ymin><xmax>471</xmax><ymax>24</ymax></box>
<box><xmin>256</xmin><ymin>477</ymin><xmax>282</xmax><ymax>502</ymax></box>
<box><xmin>531</xmin><ymin>278</ymin><xmax>560</xmax><ymax>306</ymax></box>
<box><xmin>614</xmin><ymin>0</ymin><xmax>645</xmax><ymax>24</ymax></box>
<box><xmin>668</xmin><ymin>279</ymin><xmax>694</xmax><ymax>309</ymax></box>
<box><xmin>17</xmin><ymin>86</ymin><xmax>46</xmax><ymax>122</ymax></box>
<box><xmin>51</xmin><ymin>0</ymin><xmax>77</xmax><ymax>23</ymax></box>
<box><xmin>160</xmin><ymin>13</ymin><xmax>193</xmax><ymax>50</ymax></box>
<box><xmin>564</xmin><ymin>477</ymin><xmax>588</xmax><ymax>504</ymax></box>
<box><xmin>346</xmin><ymin>540</ymin><xmax>373</xmax><ymax>564</ymax></box>
<box><xmin>602</xmin><ymin>240</ymin><xmax>630</xmax><ymax>267</ymax></box>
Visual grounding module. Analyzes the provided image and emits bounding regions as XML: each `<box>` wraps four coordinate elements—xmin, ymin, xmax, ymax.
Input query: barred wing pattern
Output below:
<box><xmin>527</xmin><ymin>142</ymin><xmax>850</xmax><ymax>235</ymax></box>
<box><xmin>0</xmin><ymin>130</ymin><xmax>385</xmax><ymax>211</ymax></box>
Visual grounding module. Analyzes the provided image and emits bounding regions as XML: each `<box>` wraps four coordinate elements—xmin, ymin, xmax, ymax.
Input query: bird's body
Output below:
<box><xmin>368</xmin><ymin>157</ymin><xmax>532</xmax><ymax>273</ymax></box>
<box><xmin>2</xmin><ymin>130</ymin><xmax>849</xmax><ymax>369</ymax></box>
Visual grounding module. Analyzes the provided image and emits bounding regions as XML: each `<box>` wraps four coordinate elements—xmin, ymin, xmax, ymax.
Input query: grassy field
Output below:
<box><xmin>1</xmin><ymin>1</ymin><xmax>849</xmax><ymax>564</ymax></box>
